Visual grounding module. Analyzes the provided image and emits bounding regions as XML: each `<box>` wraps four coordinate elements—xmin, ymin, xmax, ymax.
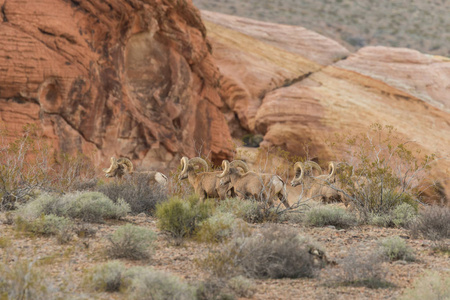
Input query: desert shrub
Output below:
<box><xmin>17</xmin><ymin>191</ymin><xmax>130</xmax><ymax>223</ymax></box>
<box><xmin>216</xmin><ymin>197</ymin><xmax>275</xmax><ymax>223</ymax></box>
<box><xmin>107</xmin><ymin>224</ymin><xmax>156</xmax><ymax>260</ymax></box>
<box><xmin>0</xmin><ymin>237</ymin><xmax>11</xmax><ymax>249</ymax></box>
<box><xmin>196</xmin><ymin>212</ymin><xmax>239</xmax><ymax>243</ymax></box>
<box><xmin>195</xmin><ymin>278</ymin><xmax>235</xmax><ymax>300</ymax></box>
<box><xmin>305</xmin><ymin>205</ymin><xmax>357</xmax><ymax>229</ymax></box>
<box><xmin>85</xmin><ymin>261</ymin><xmax>128</xmax><ymax>292</ymax></box>
<box><xmin>400</xmin><ymin>271</ymin><xmax>450</xmax><ymax>300</ymax></box>
<box><xmin>201</xmin><ymin>225</ymin><xmax>324</xmax><ymax>279</ymax></box>
<box><xmin>378</xmin><ymin>236</ymin><xmax>415</xmax><ymax>261</ymax></box>
<box><xmin>155</xmin><ymin>195</ymin><xmax>213</xmax><ymax>243</ymax></box>
<box><xmin>331</xmin><ymin>251</ymin><xmax>392</xmax><ymax>289</ymax></box>
<box><xmin>125</xmin><ymin>267</ymin><xmax>196</xmax><ymax>300</ymax></box>
<box><xmin>15</xmin><ymin>214</ymin><xmax>73</xmax><ymax>244</ymax></box>
<box><xmin>227</xmin><ymin>276</ymin><xmax>256</xmax><ymax>298</ymax></box>
<box><xmin>0</xmin><ymin>259</ymin><xmax>58</xmax><ymax>300</ymax></box>
<box><xmin>410</xmin><ymin>205</ymin><xmax>450</xmax><ymax>240</ymax></box>
<box><xmin>97</xmin><ymin>173</ymin><xmax>167</xmax><ymax>215</ymax></box>
<box><xmin>328</xmin><ymin>124</ymin><xmax>435</xmax><ymax>220</ymax></box>
<box><xmin>370</xmin><ymin>202</ymin><xmax>417</xmax><ymax>228</ymax></box>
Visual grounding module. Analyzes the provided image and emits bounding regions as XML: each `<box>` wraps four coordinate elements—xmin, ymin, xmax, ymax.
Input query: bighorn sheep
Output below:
<box><xmin>218</xmin><ymin>160</ymin><xmax>290</xmax><ymax>209</ymax></box>
<box><xmin>103</xmin><ymin>157</ymin><xmax>168</xmax><ymax>185</ymax></box>
<box><xmin>290</xmin><ymin>161</ymin><xmax>346</xmax><ymax>204</ymax></box>
<box><xmin>178</xmin><ymin>157</ymin><xmax>232</xmax><ymax>201</ymax></box>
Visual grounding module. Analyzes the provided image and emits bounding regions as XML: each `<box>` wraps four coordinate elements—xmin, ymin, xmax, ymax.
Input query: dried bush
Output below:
<box><xmin>227</xmin><ymin>276</ymin><xmax>256</xmax><ymax>298</ymax></box>
<box><xmin>155</xmin><ymin>195</ymin><xmax>213</xmax><ymax>244</ymax></box>
<box><xmin>0</xmin><ymin>259</ymin><xmax>58</xmax><ymax>300</ymax></box>
<box><xmin>400</xmin><ymin>271</ymin><xmax>450</xmax><ymax>300</ymax></box>
<box><xmin>196</xmin><ymin>212</ymin><xmax>239</xmax><ymax>243</ymax></box>
<box><xmin>97</xmin><ymin>173</ymin><xmax>167</xmax><ymax>215</ymax></box>
<box><xmin>85</xmin><ymin>261</ymin><xmax>128</xmax><ymax>292</ymax></box>
<box><xmin>328</xmin><ymin>124</ymin><xmax>435</xmax><ymax>220</ymax></box>
<box><xmin>15</xmin><ymin>214</ymin><xmax>74</xmax><ymax>244</ymax></box>
<box><xmin>305</xmin><ymin>205</ymin><xmax>357</xmax><ymax>229</ymax></box>
<box><xmin>201</xmin><ymin>225</ymin><xmax>324</xmax><ymax>279</ymax></box>
<box><xmin>195</xmin><ymin>278</ymin><xmax>235</xmax><ymax>300</ymax></box>
<box><xmin>17</xmin><ymin>191</ymin><xmax>130</xmax><ymax>223</ymax></box>
<box><xmin>378</xmin><ymin>236</ymin><xmax>415</xmax><ymax>262</ymax></box>
<box><xmin>125</xmin><ymin>267</ymin><xmax>196</xmax><ymax>300</ymax></box>
<box><xmin>410</xmin><ymin>205</ymin><xmax>450</xmax><ymax>241</ymax></box>
<box><xmin>331</xmin><ymin>251</ymin><xmax>392</xmax><ymax>289</ymax></box>
<box><xmin>107</xmin><ymin>224</ymin><xmax>157</xmax><ymax>260</ymax></box>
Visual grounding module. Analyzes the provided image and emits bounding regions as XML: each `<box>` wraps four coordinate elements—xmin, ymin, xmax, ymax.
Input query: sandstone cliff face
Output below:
<box><xmin>0</xmin><ymin>0</ymin><xmax>234</xmax><ymax>171</ymax></box>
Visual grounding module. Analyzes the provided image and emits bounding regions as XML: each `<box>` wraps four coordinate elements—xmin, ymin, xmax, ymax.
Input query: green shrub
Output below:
<box><xmin>410</xmin><ymin>206</ymin><xmax>450</xmax><ymax>240</ymax></box>
<box><xmin>305</xmin><ymin>205</ymin><xmax>357</xmax><ymax>229</ymax></box>
<box><xmin>155</xmin><ymin>196</ymin><xmax>213</xmax><ymax>243</ymax></box>
<box><xmin>400</xmin><ymin>271</ymin><xmax>450</xmax><ymax>300</ymax></box>
<box><xmin>125</xmin><ymin>267</ymin><xmax>196</xmax><ymax>300</ymax></box>
<box><xmin>216</xmin><ymin>198</ymin><xmax>273</xmax><ymax>223</ymax></box>
<box><xmin>97</xmin><ymin>173</ymin><xmax>167</xmax><ymax>215</ymax></box>
<box><xmin>0</xmin><ymin>259</ymin><xmax>56</xmax><ymax>300</ymax></box>
<box><xmin>369</xmin><ymin>202</ymin><xmax>417</xmax><ymax>228</ymax></box>
<box><xmin>17</xmin><ymin>192</ymin><xmax>130</xmax><ymax>223</ymax></box>
<box><xmin>196</xmin><ymin>212</ymin><xmax>238</xmax><ymax>243</ymax></box>
<box><xmin>107</xmin><ymin>224</ymin><xmax>157</xmax><ymax>260</ymax></box>
<box><xmin>85</xmin><ymin>261</ymin><xmax>128</xmax><ymax>292</ymax></box>
<box><xmin>227</xmin><ymin>276</ymin><xmax>256</xmax><ymax>298</ymax></box>
<box><xmin>201</xmin><ymin>225</ymin><xmax>325</xmax><ymax>279</ymax></box>
<box><xmin>378</xmin><ymin>236</ymin><xmax>415</xmax><ymax>261</ymax></box>
<box><xmin>15</xmin><ymin>214</ymin><xmax>73</xmax><ymax>244</ymax></box>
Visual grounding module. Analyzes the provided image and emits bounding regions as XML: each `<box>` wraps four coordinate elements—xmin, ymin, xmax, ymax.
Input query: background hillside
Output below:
<box><xmin>193</xmin><ymin>0</ymin><xmax>450</xmax><ymax>57</ymax></box>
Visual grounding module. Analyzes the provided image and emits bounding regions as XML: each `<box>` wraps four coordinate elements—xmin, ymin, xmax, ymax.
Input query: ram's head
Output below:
<box><xmin>103</xmin><ymin>157</ymin><xmax>131</xmax><ymax>179</ymax></box>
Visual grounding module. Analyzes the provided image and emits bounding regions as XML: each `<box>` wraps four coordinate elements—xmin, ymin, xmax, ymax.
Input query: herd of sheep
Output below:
<box><xmin>103</xmin><ymin>156</ymin><xmax>355</xmax><ymax>208</ymax></box>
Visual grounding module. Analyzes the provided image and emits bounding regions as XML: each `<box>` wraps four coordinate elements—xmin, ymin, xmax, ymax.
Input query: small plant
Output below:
<box><xmin>85</xmin><ymin>261</ymin><xmax>128</xmax><ymax>292</ymax></box>
<box><xmin>227</xmin><ymin>276</ymin><xmax>256</xmax><ymax>298</ymax></box>
<box><xmin>125</xmin><ymin>267</ymin><xmax>196</xmax><ymax>300</ymax></box>
<box><xmin>400</xmin><ymin>271</ymin><xmax>450</xmax><ymax>300</ymax></box>
<box><xmin>217</xmin><ymin>197</ymin><xmax>272</xmax><ymax>223</ymax></box>
<box><xmin>155</xmin><ymin>195</ymin><xmax>213</xmax><ymax>244</ymax></box>
<box><xmin>98</xmin><ymin>173</ymin><xmax>167</xmax><ymax>215</ymax></box>
<box><xmin>378</xmin><ymin>236</ymin><xmax>415</xmax><ymax>262</ymax></box>
<box><xmin>107</xmin><ymin>224</ymin><xmax>157</xmax><ymax>260</ymax></box>
<box><xmin>410</xmin><ymin>205</ymin><xmax>450</xmax><ymax>241</ymax></box>
<box><xmin>305</xmin><ymin>205</ymin><xmax>357</xmax><ymax>229</ymax></box>
<box><xmin>332</xmin><ymin>251</ymin><xmax>393</xmax><ymax>289</ymax></box>
<box><xmin>370</xmin><ymin>202</ymin><xmax>417</xmax><ymax>228</ymax></box>
<box><xmin>196</xmin><ymin>212</ymin><xmax>238</xmax><ymax>243</ymax></box>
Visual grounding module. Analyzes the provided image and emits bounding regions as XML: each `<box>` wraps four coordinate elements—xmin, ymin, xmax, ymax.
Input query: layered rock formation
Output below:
<box><xmin>0</xmin><ymin>0</ymin><xmax>234</xmax><ymax>171</ymax></box>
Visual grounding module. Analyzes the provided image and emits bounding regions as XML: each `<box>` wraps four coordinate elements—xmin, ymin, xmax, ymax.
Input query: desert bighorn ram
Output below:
<box><xmin>218</xmin><ymin>160</ymin><xmax>290</xmax><ymax>209</ymax></box>
<box><xmin>103</xmin><ymin>157</ymin><xmax>168</xmax><ymax>185</ymax></box>
<box><xmin>290</xmin><ymin>161</ymin><xmax>346</xmax><ymax>204</ymax></box>
<box><xmin>178</xmin><ymin>157</ymin><xmax>232</xmax><ymax>201</ymax></box>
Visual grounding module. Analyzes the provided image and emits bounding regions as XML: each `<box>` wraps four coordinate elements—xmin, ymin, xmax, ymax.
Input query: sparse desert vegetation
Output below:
<box><xmin>0</xmin><ymin>124</ymin><xmax>449</xmax><ymax>299</ymax></box>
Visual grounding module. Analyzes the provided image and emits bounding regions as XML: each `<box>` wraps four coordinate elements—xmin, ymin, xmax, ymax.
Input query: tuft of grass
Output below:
<box><xmin>15</xmin><ymin>214</ymin><xmax>74</xmax><ymax>244</ymax></box>
<box><xmin>17</xmin><ymin>191</ymin><xmax>130</xmax><ymax>223</ymax></box>
<box><xmin>370</xmin><ymin>203</ymin><xmax>417</xmax><ymax>228</ymax></box>
<box><xmin>84</xmin><ymin>261</ymin><xmax>128</xmax><ymax>292</ymax></box>
<box><xmin>97</xmin><ymin>173</ymin><xmax>167</xmax><ymax>215</ymax></box>
<box><xmin>378</xmin><ymin>236</ymin><xmax>415</xmax><ymax>262</ymax></box>
<box><xmin>400</xmin><ymin>271</ymin><xmax>450</xmax><ymax>300</ymax></box>
<box><xmin>305</xmin><ymin>205</ymin><xmax>357</xmax><ymax>229</ymax></box>
<box><xmin>107</xmin><ymin>224</ymin><xmax>157</xmax><ymax>260</ymax></box>
<box><xmin>227</xmin><ymin>275</ymin><xmax>256</xmax><ymax>298</ymax></box>
<box><xmin>155</xmin><ymin>195</ymin><xmax>213</xmax><ymax>244</ymax></box>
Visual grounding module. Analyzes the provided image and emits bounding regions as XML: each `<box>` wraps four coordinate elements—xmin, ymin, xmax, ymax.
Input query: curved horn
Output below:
<box><xmin>230</xmin><ymin>160</ymin><xmax>249</xmax><ymax>173</ymax></box>
<box><xmin>305</xmin><ymin>161</ymin><xmax>322</xmax><ymax>174</ymax></box>
<box><xmin>218</xmin><ymin>160</ymin><xmax>230</xmax><ymax>178</ymax></box>
<box><xmin>117</xmin><ymin>158</ymin><xmax>134</xmax><ymax>173</ymax></box>
<box><xmin>188</xmin><ymin>157</ymin><xmax>209</xmax><ymax>172</ymax></box>
<box><xmin>179</xmin><ymin>156</ymin><xmax>189</xmax><ymax>178</ymax></box>
<box><xmin>327</xmin><ymin>161</ymin><xmax>336</xmax><ymax>179</ymax></box>
<box><xmin>293</xmin><ymin>162</ymin><xmax>304</xmax><ymax>182</ymax></box>
<box><xmin>103</xmin><ymin>157</ymin><xmax>118</xmax><ymax>173</ymax></box>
